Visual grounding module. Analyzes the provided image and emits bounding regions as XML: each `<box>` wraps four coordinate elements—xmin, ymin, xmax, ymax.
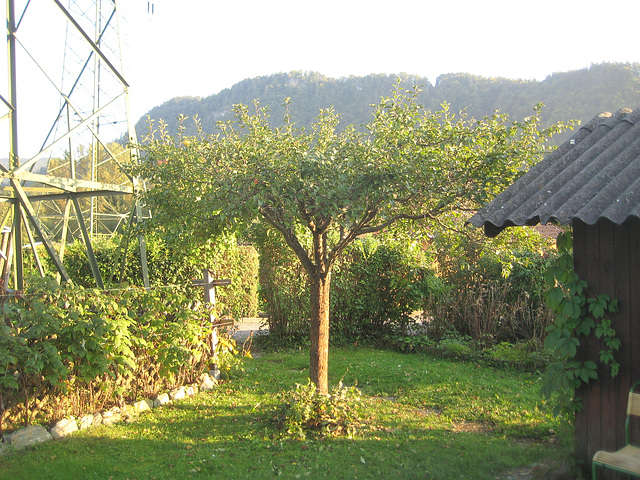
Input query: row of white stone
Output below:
<box><xmin>0</xmin><ymin>371</ymin><xmax>220</xmax><ymax>455</ymax></box>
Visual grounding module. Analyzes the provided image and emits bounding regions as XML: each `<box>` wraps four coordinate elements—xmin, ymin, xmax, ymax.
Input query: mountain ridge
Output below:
<box><xmin>135</xmin><ymin>62</ymin><xmax>640</xmax><ymax>145</ymax></box>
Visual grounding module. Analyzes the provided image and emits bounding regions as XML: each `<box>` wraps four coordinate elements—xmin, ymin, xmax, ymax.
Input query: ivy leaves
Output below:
<box><xmin>541</xmin><ymin>231</ymin><xmax>620</xmax><ymax>413</ymax></box>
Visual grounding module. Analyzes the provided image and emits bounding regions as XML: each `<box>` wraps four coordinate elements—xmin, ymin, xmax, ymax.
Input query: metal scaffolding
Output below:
<box><xmin>1</xmin><ymin>0</ymin><xmax>148</xmax><ymax>291</ymax></box>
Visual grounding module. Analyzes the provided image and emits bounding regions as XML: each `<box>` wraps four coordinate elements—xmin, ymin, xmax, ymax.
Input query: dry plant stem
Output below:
<box><xmin>242</xmin><ymin>332</ymin><xmax>253</xmax><ymax>355</ymax></box>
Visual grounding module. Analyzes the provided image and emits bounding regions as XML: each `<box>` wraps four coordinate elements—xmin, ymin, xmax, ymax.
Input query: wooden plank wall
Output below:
<box><xmin>573</xmin><ymin>219</ymin><xmax>640</xmax><ymax>478</ymax></box>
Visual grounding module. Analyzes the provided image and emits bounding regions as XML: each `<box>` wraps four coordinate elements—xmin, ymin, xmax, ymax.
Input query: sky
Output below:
<box><xmin>2</xmin><ymin>0</ymin><xmax>639</xmax><ymax>158</ymax></box>
<box><xmin>123</xmin><ymin>0</ymin><xmax>639</xmax><ymax>117</ymax></box>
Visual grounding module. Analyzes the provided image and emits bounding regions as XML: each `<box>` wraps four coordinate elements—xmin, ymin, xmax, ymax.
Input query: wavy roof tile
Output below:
<box><xmin>468</xmin><ymin>107</ymin><xmax>640</xmax><ymax>237</ymax></box>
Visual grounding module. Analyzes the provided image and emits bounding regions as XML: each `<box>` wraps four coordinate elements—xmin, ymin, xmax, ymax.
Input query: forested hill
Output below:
<box><xmin>135</xmin><ymin>62</ymin><xmax>640</xmax><ymax>145</ymax></box>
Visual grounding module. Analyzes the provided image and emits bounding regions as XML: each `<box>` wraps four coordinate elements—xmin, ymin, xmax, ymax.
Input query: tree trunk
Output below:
<box><xmin>309</xmin><ymin>271</ymin><xmax>331</xmax><ymax>395</ymax></box>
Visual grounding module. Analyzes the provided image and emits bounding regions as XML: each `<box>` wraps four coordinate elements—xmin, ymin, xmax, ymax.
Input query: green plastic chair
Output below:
<box><xmin>592</xmin><ymin>381</ymin><xmax>640</xmax><ymax>479</ymax></box>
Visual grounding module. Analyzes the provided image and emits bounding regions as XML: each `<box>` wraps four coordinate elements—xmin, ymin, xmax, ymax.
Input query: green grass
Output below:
<box><xmin>0</xmin><ymin>347</ymin><xmax>571</xmax><ymax>479</ymax></box>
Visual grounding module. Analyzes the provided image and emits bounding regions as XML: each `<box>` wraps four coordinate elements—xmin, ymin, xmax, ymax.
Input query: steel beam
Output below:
<box><xmin>10</xmin><ymin>179</ymin><xmax>70</xmax><ymax>282</ymax></box>
<box><xmin>72</xmin><ymin>196</ymin><xmax>104</xmax><ymax>289</ymax></box>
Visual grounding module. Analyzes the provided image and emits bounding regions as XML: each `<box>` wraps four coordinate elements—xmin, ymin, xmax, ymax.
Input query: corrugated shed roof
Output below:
<box><xmin>468</xmin><ymin>107</ymin><xmax>640</xmax><ymax>237</ymax></box>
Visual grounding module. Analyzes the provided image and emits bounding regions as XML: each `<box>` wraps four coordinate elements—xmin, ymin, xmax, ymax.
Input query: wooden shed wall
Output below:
<box><xmin>573</xmin><ymin>219</ymin><xmax>640</xmax><ymax>476</ymax></box>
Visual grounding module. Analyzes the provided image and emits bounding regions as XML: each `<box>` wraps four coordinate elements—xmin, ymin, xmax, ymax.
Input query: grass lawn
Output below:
<box><xmin>0</xmin><ymin>346</ymin><xmax>571</xmax><ymax>479</ymax></box>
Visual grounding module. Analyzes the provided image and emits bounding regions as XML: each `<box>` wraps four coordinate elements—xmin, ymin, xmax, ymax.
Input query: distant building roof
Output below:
<box><xmin>534</xmin><ymin>223</ymin><xmax>564</xmax><ymax>239</ymax></box>
<box><xmin>468</xmin><ymin>107</ymin><xmax>640</xmax><ymax>237</ymax></box>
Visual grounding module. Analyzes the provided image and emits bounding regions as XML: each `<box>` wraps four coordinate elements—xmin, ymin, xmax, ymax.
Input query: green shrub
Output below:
<box><xmin>249</xmin><ymin>227</ymin><xmax>310</xmax><ymax>345</ymax></box>
<box><xmin>502</xmin><ymin>251</ymin><xmax>556</xmax><ymax>341</ymax></box>
<box><xmin>384</xmin><ymin>330</ymin><xmax>556</xmax><ymax>373</ymax></box>
<box><xmin>485</xmin><ymin>340</ymin><xmax>554</xmax><ymax>371</ymax></box>
<box><xmin>253</xmin><ymin>231</ymin><xmax>434</xmax><ymax>348</ymax></box>
<box><xmin>438</xmin><ymin>334</ymin><xmax>474</xmax><ymax>357</ymax></box>
<box><xmin>274</xmin><ymin>380</ymin><xmax>363</xmax><ymax>440</ymax></box>
<box><xmin>384</xmin><ymin>334</ymin><xmax>435</xmax><ymax>353</ymax></box>
<box><xmin>215</xmin><ymin>336</ymin><xmax>248</xmax><ymax>380</ymax></box>
<box><xmin>426</xmin><ymin>218</ymin><xmax>557</xmax><ymax>345</ymax></box>
<box><xmin>330</xmin><ymin>237</ymin><xmax>431</xmax><ymax>343</ymax></box>
<box><xmin>31</xmin><ymin>231</ymin><xmax>260</xmax><ymax>319</ymax></box>
<box><xmin>428</xmin><ymin>277</ymin><xmax>554</xmax><ymax>346</ymax></box>
<box><xmin>252</xmin><ymin>214</ymin><xmax>555</xmax><ymax>349</ymax></box>
<box><xmin>0</xmin><ymin>278</ymin><xmax>214</xmax><ymax>433</ymax></box>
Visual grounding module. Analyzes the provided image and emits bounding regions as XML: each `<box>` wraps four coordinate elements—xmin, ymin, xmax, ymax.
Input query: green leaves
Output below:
<box><xmin>545</xmin><ymin>286</ymin><xmax>565</xmax><ymax>310</ymax></box>
<box><xmin>132</xmin><ymin>82</ymin><xmax>566</xmax><ymax>278</ymax></box>
<box><xmin>544</xmin><ymin>329</ymin><xmax>579</xmax><ymax>357</ymax></box>
<box><xmin>132</xmin><ymin>83</ymin><xmax>568</xmax><ymax>395</ymax></box>
<box><xmin>577</xmin><ymin>361</ymin><xmax>599</xmax><ymax>384</ymax></box>
<box><xmin>1</xmin><ymin>278</ymin><xmax>214</xmax><ymax>426</ymax></box>
<box><xmin>541</xmin><ymin>231</ymin><xmax>620</xmax><ymax>415</ymax></box>
<box><xmin>275</xmin><ymin>379</ymin><xmax>364</xmax><ymax>440</ymax></box>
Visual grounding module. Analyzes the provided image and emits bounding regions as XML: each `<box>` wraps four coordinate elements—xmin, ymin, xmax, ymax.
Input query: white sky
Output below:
<box><xmin>2</xmin><ymin>0</ymin><xmax>639</xmax><ymax>157</ymax></box>
<box><xmin>124</xmin><ymin>0</ymin><xmax>639</xmax><ymax>117</ymax></box>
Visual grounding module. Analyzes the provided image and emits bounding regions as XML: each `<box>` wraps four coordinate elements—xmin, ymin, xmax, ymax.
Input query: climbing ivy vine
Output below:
<box><xmin>542</xmin><ymin>231</ymin><xmax>621</xmax><ymax>413</ymax></box>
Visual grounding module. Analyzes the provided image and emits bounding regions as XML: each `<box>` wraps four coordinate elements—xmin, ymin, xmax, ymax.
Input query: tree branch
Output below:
<box><xmin>259</xmin><ymin>206</ymin><xmax>315</xmax><ymax>276</ymax></box>
<box><xmin>328</xmin><ymin>206</ymin><xmax>379</xmax><ymax>267</ymax></box>
<box><xmin>357</xmin><ymin>203</ymin><xmax>450</xmax><ymax>235</ymax></box>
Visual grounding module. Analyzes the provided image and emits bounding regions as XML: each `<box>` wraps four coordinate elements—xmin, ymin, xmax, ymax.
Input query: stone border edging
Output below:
<box><xmin>0</xmin><ymin>369</ymin><xmax>221</xmax><ymax>455</ymax></box>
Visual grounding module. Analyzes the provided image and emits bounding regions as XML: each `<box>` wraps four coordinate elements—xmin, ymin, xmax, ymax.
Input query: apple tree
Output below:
<box><xmin>133</xmin><ymin>86</ymin><xmax>566</xmax><ymax>394</ymax></box>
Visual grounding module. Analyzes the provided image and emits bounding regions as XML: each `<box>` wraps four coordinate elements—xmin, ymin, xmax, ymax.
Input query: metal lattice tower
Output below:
<box><xmin>1</xmin><ymin>0</ymin><xmax>148</xmax><ymax>291</ymax></box>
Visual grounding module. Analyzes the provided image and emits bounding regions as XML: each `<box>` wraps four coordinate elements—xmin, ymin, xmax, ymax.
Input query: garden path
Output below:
<box><xmin>231</xmin><ymin>317</ymin><xmax>268</xmax><ymax>344</ymax></box>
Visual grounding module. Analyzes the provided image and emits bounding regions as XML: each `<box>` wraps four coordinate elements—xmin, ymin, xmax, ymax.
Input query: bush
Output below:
<box><xmin>426</xmin><ymin>219</ymin><xmax>557</xmax><ymax>345</ymax></box>
<box><xmin>384</xmin><ymin>331</ymin><xmax>555</xmax><ymax>372</ymax></box>
<box><xmin>253</xmin><ymin>230</ymin><xmax>434</xmax><ymax>348</ymax></box>
<box><xmin>0</xmin><ymin>278</ymin><xmax>215</xmax><ymax>433</ymax></box>
<box><xmin>215</xmin><ymin>336</ymin><xmax>249</xmax><ymax>380</ymax></box>
<box><xmin>438</xmin><ymin>333</ymin><xmax>475</xmax><ymax>357</ymax></box>
<box><xmin>274</xmin><ymin>380</ymin><xmax>363</xmax><ymax>440</ymax></box>
<box><xmin>250</xmin><ymin>227</ymin><xmax>310</xmax><ymax>346</ymax></box>
<box><xmin>485</xmin><ymin>340</ymin><xmax>554</xmax><ymax>370</ymax></box>
<box><xmin>502</xmin><ymin>251</ymin><xmax>556</xmax><ymax>341</ymax></box>
<box><xmin>422</xmin><ymin>279</ymin><xmax>555</xmax><ymax>347</ymax></box>
<box><xmin>330</xmin><ymin>237</ymin><xmax>431</xmax><ymax>343</ymax></box>
<box><xmin>29</xmin><ymin>231</ymin><xmax>260</xmax><ymax>319</ymax></box>
<box><xmin>249</xmin><ymin>214</ymin><xmax>555</xmax><ymax>350</ymax></box>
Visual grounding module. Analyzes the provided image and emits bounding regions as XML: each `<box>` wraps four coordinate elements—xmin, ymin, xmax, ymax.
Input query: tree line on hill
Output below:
<box><xmin>136</xmin><ymin>62</ymin><xmax>640</xmax><ymax>145</ymax></box>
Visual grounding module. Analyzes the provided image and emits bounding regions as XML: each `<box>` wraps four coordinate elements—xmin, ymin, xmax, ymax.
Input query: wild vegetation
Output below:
<box><xmin>22</xmin><ymin>231</ymin><xmax>259</xmax><ymax>319</ymax></box>
<box><xmin>0</xmin><ymin>231</ymin><xmax>260</xmax><ymax>433</ymax></box>
<box><xmin>541</xmin><ymin>232</ymin><xmax>621</xmax><ymax>415</ymax></box>
<box><xmin>0</xmin><ymin>279</ymin><xmax>212</xmax><ymax>433</ymax></box>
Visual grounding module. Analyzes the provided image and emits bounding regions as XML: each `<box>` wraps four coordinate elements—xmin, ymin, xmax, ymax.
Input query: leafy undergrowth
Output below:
<box><xmin>384</xmin><ymin>333</ymin><xmax>558</xmax><ymax>373</ymax></box>
<box><xmin>0</xmin><ymin>347</ymin><xmax>572</xmax><ymax>480</ymax></box>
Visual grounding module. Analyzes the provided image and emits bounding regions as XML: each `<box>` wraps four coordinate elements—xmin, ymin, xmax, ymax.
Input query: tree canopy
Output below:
<box><xmin>133</xmin><ymin>85</ymin><xmax>569</xmax><ymax>394</ymax></box>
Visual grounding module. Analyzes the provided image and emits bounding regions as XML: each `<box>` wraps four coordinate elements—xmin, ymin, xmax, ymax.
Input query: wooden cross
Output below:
<box><xmin>192</xmin><ymin>269</ymin><xmax>232</xmax><ymax>357</ymax></box>
<box><xmin>192</xmin><ymin>269</ymin><xmax>231</xmax><ymax>311</ymax></box>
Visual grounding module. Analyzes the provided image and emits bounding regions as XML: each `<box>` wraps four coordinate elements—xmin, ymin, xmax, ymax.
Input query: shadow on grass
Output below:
<box><xmin>0</xmin><ymin>347</ymin><xmax>571</xmax><ymax>479</ymax></box>
<box><xmin>0</xmin><ymin>392</ymin><xmax>566</xmax><ymax>480</ymax></box>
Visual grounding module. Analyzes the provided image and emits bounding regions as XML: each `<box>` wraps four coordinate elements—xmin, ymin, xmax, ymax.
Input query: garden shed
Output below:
<box><xmin>467</xmin><ymin>107</ymin><xmax>640</xmax><ymax>475</ymax></box>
